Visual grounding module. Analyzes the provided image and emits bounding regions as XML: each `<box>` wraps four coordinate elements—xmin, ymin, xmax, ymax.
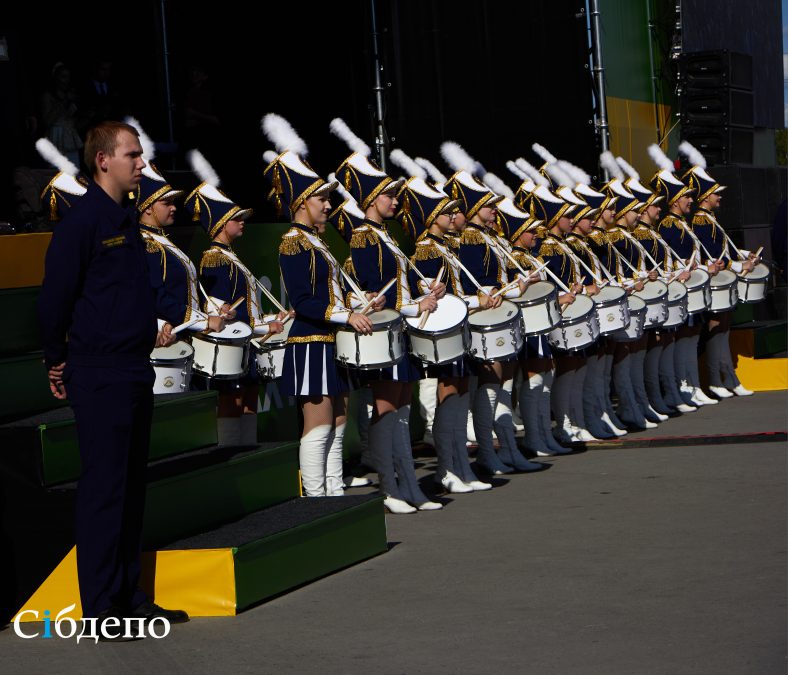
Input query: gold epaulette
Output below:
<box><xmin>658</xmin><ymin>215</ymin><xmax>681</xmax><ymax>230</ymax></box>
<box><xmin>412</xmin><ymin>242</ymin><xmax>442</xmax><ymax>262</ymax></box>
<box><xmin>632</xmin><ymin>227</ymin><xmax>654</xmax><ymax>241</ymax></box>
<box><xmin>460</xmin><ymin>227</ymin><xmax>487</xmax><ymax>246</ymax></box>
<box><xmin>606</xmin><ymin>228</ymin><xmax>625</xmax><ymax>244</ymax></box>
<box><xmin>279</xmin><ymin>230</ymin><xmax>314</xmax><ymax>256</ymax></box>
<box><xmin>565</xmin><ymin>236</ymin><xmax>583</xmax><ymax>252</ymax></box>
<box><xmin>445</xmin><ymin>234</ymin><xmax>460</xmax><ymax>249</ymax></box>
<box><xmin>691</xmin><ymin>212</ymin><xmax>713</xmax><ymax>227</ymax></box>
<box><xmin>350</xmin><ymin>226</ymin><xmax>380</xmax><ymax>249</ymax></box>
<box><xmin>587</xmin><ymin>229</ymin><xmax>607</xmax><ymax>245</ymax></box>
<box><xmin>144</xmin><ymin>238</ymin><xmax>162</xmax><ymax>254</ymax></box>
<box><xmin>199</xmin><ymin>248</ymin><xmax>229</xmax><ymax>269</ymax></box>
<box><xmin>343</xmin><ymin>256</ymin><xmax>356</xmax><ymax>277</ymax></box>
<box><xmin>537</xmin><ymin>240</ymin><xmax>562</xmax><ymax>257</ymax></box>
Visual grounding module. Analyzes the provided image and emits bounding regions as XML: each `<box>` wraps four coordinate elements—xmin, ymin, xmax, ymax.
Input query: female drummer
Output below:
<box><xmin>398</xmin><ymin>173</ymin><xmax>493</xmax><ymax>493</ymax></box>
<box><xmin>262</xmin><ymin>137</ymin><xmax>373</xmax><ymax>498</ymax></box>
<box><xmin>441</xmin><ymin>158</ymin><xmax>533</xmax><ymax>473</ymax></box>
<box><xmin>333</xmin><ymin>129</ymin><xmax>446</xmax><ymax>512</ymax></box>
<box><xmin>681</xmin><ymin>148</ymin><xmax>759</xmax><ymax>398</ymax></box>
<box><xmin>186</xmin><ymin>150</ymin><xmax>285</xmax><ymax>447</ymax></box>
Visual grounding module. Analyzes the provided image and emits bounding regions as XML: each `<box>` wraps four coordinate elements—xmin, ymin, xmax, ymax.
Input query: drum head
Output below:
<box><xmin>523</xmin><ymin>281</ymin><xmax>555</xmax><ymax>302</ymax></box>
<box><xmin>562</xmin><ymin>293</ymin><xmax>594</xmax><ymax>320</ymax></box>
<box><xmin>596</xmin><ymin>286</ymin><xmax>626</xmax><ymax>302</ymax></box>
<box><xmin>207</xmin><ymin>321</ymin><xmax>253</xmax><ymax>339</ymax></box>
<box><xmin>406</xmin><ymin>293</ymin><xmax>468</xmax><ymax>330</ymax></box>
<box><xmin>712</xmin><ymin>269</ymin><xmax>737</xmax><ymax>286</ymax></box>
<box><xmin>687</xmin><ymin>268</ymin><xmax>710</xmax><ymax>288</ymax></box>
<box><xmin>468</xmin><ymin>300</ymin><xmax>518</xmax><ymax>327</ymax></box>
<box><xmin>151</xmin><ymin>341</ymin><xmax>194</xmax><ymax>359</ymax></box>
<box><xmin>668</xmin><ymin>281</ymin><xmax>688</xmax><ymax>300</ymax></box>
<box><xmin>627</xmin><ymin>295</ymin><xmax>646</xmax><ymax>311</ymax></box>
<box><xmin>369</xmin><ymin>308</ymin><xmax>401</xmax><ymax>326</ymax></box>
<box><xmin>746</xmin><ymin>263</ymin><xmax>770</xmax><ymax>281</ymax></box>
<box><xmin>262</xmin><ymin>318</ymin><xmax>293</xmax><ymax>345</ymax></box>
<box><xmin>638</xmin><ymin>280</ymin><xmax>668</xmax><ymax>300</ymax></box>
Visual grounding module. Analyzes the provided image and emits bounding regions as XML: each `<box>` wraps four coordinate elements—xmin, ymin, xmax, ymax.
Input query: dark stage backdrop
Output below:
<box><xmin>0</xmin><ymin>0</ymin><xmax>597</xmax><ymax>223</ymax></box>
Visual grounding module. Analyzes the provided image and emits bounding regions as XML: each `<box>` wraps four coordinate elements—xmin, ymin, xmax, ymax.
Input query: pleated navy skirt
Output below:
<box><xmin>279</xmin><ymin>342</ymin><xmax>351</xmax><ymax>397</ymax></box>
<box><xmin>520</xmin><ymin>335</ymin><xmax>552</xmax><ymax>359</ymax></box>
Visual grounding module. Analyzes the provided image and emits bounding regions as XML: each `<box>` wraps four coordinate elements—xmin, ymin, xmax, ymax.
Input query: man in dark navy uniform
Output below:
<box><xmin>38</xmin><ymin>121</ymin><xmax>188</xmax><ymax>637</ymax></box>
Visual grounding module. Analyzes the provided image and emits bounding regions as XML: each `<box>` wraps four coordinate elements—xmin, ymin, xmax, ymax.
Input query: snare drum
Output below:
<box><xmin>335</xmin><ymin>309</ymin><xmax>405</xmax><ymax>369</ymax></box>
<box><xmin>685</xmin><ymin>268</ymin><xmax>711</xmax><ymax>314</ymax></box>
<box><xmin>192</xmin><ymin>321</ymin><xmax>252</xmax><ymax>379</ymax></box>
<box><xmin>737</xmin><ymin>262</ymin><xmax>770</xmax><ymax>304</ymax></box>
<box><xmin>513</xmin><ymin>281</ymin><xmax>561</xmax><ymax>336</ymax></box>
<box><xmin>709</xmin><ymin>269</ymin><xmax>738</xmax><ymax>313</ymax></box>
<box><xmin>592</xmin><ymin>286</ymin><xmax>630</xmax><ymax>335</ymax></box>
<box><xmin>405</xmin><ymin>294</ymin><xmax>468</xmax><ymax>364</ymax></box>
<box><xmin>547</xmin><ymin>294</ymin><xmax>600</xmax><ymax>352</ymax></box>
<box><xmin>467</xmin><ymin>300</ymin><xmax>523</xmax><ymax>362</ymax></box>
<box><xmin>663</xmin><ymin>281</ymin><xmax>689</xmax><ymax>328</ymax></box>
<box><xmin>635</xmin><ymin>280</ymin><xmax>669</xmax><ymax>328</ymax></box>
<box><xmin>612</xmin><ymin>295</ymin><xmax>647</xmax><ymax>342</ymax></box>
<box><xmin>150</xmin><ymin>340</ymin><xmax>194</xmax><ymax>393</ymax></box>
<box><xmin>252</xmin><ymin>320</ymin><xmax>292</xmax><ymax>379</ymax></box>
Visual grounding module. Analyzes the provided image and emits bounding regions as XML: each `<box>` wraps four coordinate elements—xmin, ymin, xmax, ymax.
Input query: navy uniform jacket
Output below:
<box><xmin>657</xmin><ymin>213</ymin><xmax>696</xmax><ymax>266</ymax></box>
<box><xmin>38</xmin><ymin>181</ymin><xmax>158</xmax><ymax>369</ymax></box>
<box><xmin>691</xmin><ymin>207</ymin><xmax>731</xmax><ymax>264</ymax></box>
<box><xmin>141</xmin><ymin>224</ymin><xmax>200</xmax><ymax>327</ymax></box>
<box><xmin>279</xmin><ymin>223</ymin><xmax>351</xmax><ymax>342</ymax></box>
<box><xmin>458</xmin><ymin>223</ymin><xmax>505</xmax><ymax>291</ymax></box>
<box><xmin>349</xmin><ymin>219</ymin><xmax>419</xmax><ymax>316</ymax></box>
<box><xmin>537</xmin><ymin>234</ymin><xmax>579</xmax><ymax>288</ymax></box>
<box><xmin>409</xmin><ymin>232</ymin><xmax>481</xmax><ymax>309</ymax></box>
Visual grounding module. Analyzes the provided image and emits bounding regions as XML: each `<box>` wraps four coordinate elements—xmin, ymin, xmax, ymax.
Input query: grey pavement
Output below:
<box><xmin>2</xmin><ymin>391</ymin><xmax>786</xmax><ymax>675</ymax></box>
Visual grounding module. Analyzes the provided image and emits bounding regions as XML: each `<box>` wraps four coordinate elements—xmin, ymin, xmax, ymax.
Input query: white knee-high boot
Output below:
<box><xmin>418</xmin><ymin>377</ymin><xmax>438</xmax><ymax>441</ymax></box>
<box><xmin>300</xmin><ymin>425</ymin><xmax>332</xmax><ymax>497</ymax></box>
<box><xmin>325</xmin><ymin>422</ymin><xmax>345</xmax><ymax>496</ymax></box>
<box><xmin>541</xmin><ymin>370</ymin><xmax>572</xmax><ymax>453</ymax></box>
<box><xmin>495</xmin><ymin>378</ymin><xmax>543</xmax><ymax>471</ymax></box>
<box><xmin>473</xmin><ymin>382</ymin><xmax>512</xmax><ymax>474</ymax></box>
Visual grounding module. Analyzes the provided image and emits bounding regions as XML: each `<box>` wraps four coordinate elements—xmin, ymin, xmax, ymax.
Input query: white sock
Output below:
<box><xmin>418</xmin><ymin>378</ymin><xmax>438</xmax><ymax>435</ymax></box>
<box><xmin>300</xmin><ymin>424</ymin><xmax>332</xmax><ymax>497</ymax></box>
<box><xmin>325</xmin><ymin>422</ymin><xmax>345</xmax><ymax>496</ymax></box>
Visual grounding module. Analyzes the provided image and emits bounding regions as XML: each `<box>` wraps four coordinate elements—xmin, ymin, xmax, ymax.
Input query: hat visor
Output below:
<box><xmin>383</xmin><ymin>177</ymin><xmax>406</xmax><ymax>195</ymax></box>
<box><xmin>714</xmin><ymin>185</ymin><xmax>727</xmax><ymax>193</ymax></box>
<box><xmin>159</xmin><ymin>189</ymin><xmax>184</xmax><ymax>202</ymax></box>
<box><xmin>440</xmin><ymin>199</ymin><xmax>463</xmax><ymax>215</ymax></box>
<box><xmin>235</xmin><ymin>208</ymin><xmax>254</xmax><ymax>221</ymax></box>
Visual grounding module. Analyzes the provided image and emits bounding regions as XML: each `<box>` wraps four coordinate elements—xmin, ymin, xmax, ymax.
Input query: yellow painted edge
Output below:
<box><xmin>14</xmin><ymin>546</ymin><xmax>80</xmax><ymax>622</ymax></box>
<box><xmin>733</xmin><ymin>355</ymin><xmax>788</xmax><ymax>392</ymax></box>
<box><xmin>0</xmin><ymin>232</ymin><xmax>51</xmax><ymax>289</ymax></box>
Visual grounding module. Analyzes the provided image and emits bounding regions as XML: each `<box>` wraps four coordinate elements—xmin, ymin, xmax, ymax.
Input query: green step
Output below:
<box><xmin>153</xmin><ymin>495</ymin><xmax>387</xmax><ymax>613</ymax></box>
<box><xmin>0</xmin><ymin>352</ymin><xmax>67</xmax><ymax>423</ymax></box>
<box><xmin>733</xmin><ymin>319</ymin><xmax>787</xmax><ymax>359</ymax></box>
<box><xmin>142</xmin><ymin>442</ymin><xmax>300</xmax><ymax>549</ymax></box>
<box><xmin>0</xmin><ymin>391</ymin><xmax>218</xmax><ymax>486</ymax></box>
<box><xmin>1</xmin><ymin>287</ymin><xmax>41</xmax><ymax>355</ymax></box>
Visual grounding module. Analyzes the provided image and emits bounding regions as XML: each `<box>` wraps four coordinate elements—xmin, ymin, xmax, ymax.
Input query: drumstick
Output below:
<box><xmin>172</xmin><ymin>317</ymin><xmax>202</xmax><ymax>334</ymax></box>
<box><xmin>754</xmin><ymin>246</ymin><xmax>763</xmax><ymax>259</ymax></box>
<box><xmin>339</xmin><ymin>266</ymin><xmax>367</xmax><ymax>302</ymax></box>
<box><xmin>491</xmin><ymin>279</ymin><xmax>520</xmax><ymax>298</ymax></box>
<box><xmin>228</xmin><ymin>296</ymin><xmax>245</xmax><ymax>311</ymax></box>
<box><xmin>415</xmin><ymin>266</ymin><xmax>446</xmax><ymax>327</ymax></box>
<box><xmin>254</xmin><ymin>278</ymin><xmax>288</xmax><ymax>314</ymax></box>
<box><xmin>360</xmin><ymin>277</ymin><xmax>397</xmax><ymax>315</ymax></box>
<box><xmin>442</xmin><ymin>250</ymin><xmax>490</xmax><ymax>296</ymax></box>
<box><xmin>494</xmin><ymin>241</ymin><xmax>572</xmax><ymax>294</ymax></box>
<box><xmin>254</xmin><ymin>314</ymin><xmax>293</xmax><ymax>344</ymax></box>
<box><xmin>198</xmin><ymin>282</ymin><xmax>222</xmax><ymax>315</ymax></box>
<box><xmin>739</xmin><ymin>248</ymin><xmax>763</xmax><ymax>278</ymax></box>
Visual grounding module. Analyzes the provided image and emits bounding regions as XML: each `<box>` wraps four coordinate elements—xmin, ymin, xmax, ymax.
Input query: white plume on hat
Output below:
<box><xmin>414</xmin><ymin>157</ymin><xmax>447</xmax><ymax>184</ymax></box>
<box><xmin>440</xmin><ymin>141</ymin><xmax>478</xmax><ymax>174</ymax></box>
<box><xmin>615</xmin><ymin>156</ymin><xmax>640</xmax><ymax>179</ymax></box>
<box><xmin>262</xmin><ymin>150</ymin><xmax>278</xmax><ymax>165</ymax></box>
<box><xmin>506</xmin><ymin>160</ymin><xmax>527</xmax><ymax>181</ymax></box>
<box><xmin>544</xmin><ymin>162</ymin><xmax>574</xmax><ymax>188</ymax></box>
<box><xmin>515</xmin><ymin>158</ymin><xmax>549</xmax><ymax>187</ymax></box>
<box><xmin>329</xmin><ymin>118</ymin><xmax>371</xmax><ymax>157</ymax></box>
<box><xmin>558</xmin><ymin>160</ymin><xmax>591</xmax><ymax>186</ymax></box>
<box><xmin>187</xmin><ymin>149</ymin><xmax>220</xmax><ymax>187</ymax></box>
<box><xmin>261</xmin><ymin>113</ymin><xmax>309</xmax><ymax>156</ymax></box>
<box><xmin>123</xmin><ymin>116</ymin><xmax>155</xmax><ymax>161</ymax></box>
<box><xmin>600</xmin><ymin>151</ymin><xmax>624</xmax><ymax>180</ymax></box>
<box><xmin>531</xmin><ymin>143</ymin><xmax>558</xmax><ymax>166</ymax></box>
<box><xmin>678</xmin><ymin>141</ymin><xmax>707</xmax><ymax>169</ymax></box>
<box><xmin>483</xmin><ymin>172</ymin><xmax>514</xmax><ymax>199</ymax></box>
<box><xmin>36</xmin><ymin>138</ymin><xmax>79</xmax><ymax>177</ymax></box>
<box><xmin>647</xmin><ymin>143</ymin><xmax>675</xmax><ymax>172</ymax></box>
<box><xmin>389</xmin><ymin>148</ymin><xmax>427</xmax><ymax>180</ymax></box>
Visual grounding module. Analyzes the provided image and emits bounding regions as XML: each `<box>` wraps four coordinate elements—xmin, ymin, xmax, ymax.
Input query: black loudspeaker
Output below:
<box><xmin>680</xmin><ymin>50</ymin><xmax>753</xmax><ymax>90</ymax></box>
<box><xmin>681</xmin><ymin>125</ymin><xmax>754</xmax><ymax>166</ymax></box>
<box><xmin>704</xmin><ymin>166</ymin><xmax>787</xmax><ymax>229</ymax></box>
<box><xmin>681</xmin><ymin>87</ymin><xmax>754</xmax><ymax>127</ymax></box>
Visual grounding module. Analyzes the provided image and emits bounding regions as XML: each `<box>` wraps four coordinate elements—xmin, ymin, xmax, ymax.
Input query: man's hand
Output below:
<box><xmin>220</xmin><ymin>303</ymin><xmax>237</xmax><ymax>321</ymax></box>
<box><xmin>207</xmin><ymin>316</ymin><xmax>225</xmax><ymax>333</ymax></box>
<box><xmin>156</xmin><ymin>323</ymin><xmax>176</xmax><ymax>347</ymax></box>
<box><xmin>585</xmin><ymin>283</ymin><xmax>600</xmax><ymax>297</ymax></box>
<box><xmin>418</xmin><ymin>295</ymin><xmax>438</xmax><ymax>313</ymax></box>
<box><xmin>742</xmin><ymin>260</ymin><xmax>755</xmax><ymax>273</ymax></box>
<box><xmin>558</xmin><ymin>292</ymin><xmax>575</xmax><ymax>306</ymax></box>
<box><xmin>632</xmin><ymin>279</ymin><xmax>645</xmax><ymax>292</ymax></box>
<box><xmin>365</xmin><ymin>291</ymin><xmax>386</xmax><ymax>311</ymax></box>
<box><xmin>479</xmin><ymin>293</ymin><xmax>502</xmax><ymax>310</ymax></box>
<box><xmin>48</xmin><ymin>362</ymin><xmax>67</xmax><ymax>400</ymax></box>
<box><xmin>348</xmin><ymin>312</ymin><xmax>374</xmax><ymax>335</ymax></box>
<box><xmin>429</xmin><ymin>280</ymin><xmax>447</xmax><ymax>300</ymax></box>
<box><xmin>570</xmin><ymin>282</ymin><xmax>583</xmax><ymax>294</ymax></box>
<box><xmin>266</xmin><ymin>321</ymin><xmax>285</xmax><ymax>335</ymax></box>
<box><xmin>677</xmin><ymin>270</ymin><xmax>691</xmax><ymax>282</ymax></box>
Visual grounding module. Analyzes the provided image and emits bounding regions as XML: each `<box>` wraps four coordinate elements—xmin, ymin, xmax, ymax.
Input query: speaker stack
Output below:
<box><xmin>679</xmin><ymin>50</ymin><xmax>754</xmax><ymax>165</ymax></box>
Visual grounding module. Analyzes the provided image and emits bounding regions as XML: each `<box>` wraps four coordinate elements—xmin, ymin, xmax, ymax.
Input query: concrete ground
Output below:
<box><xmin>2</xmin><ymin>391</ymin><xmax>786</xmax><ymax>674</ymax></box>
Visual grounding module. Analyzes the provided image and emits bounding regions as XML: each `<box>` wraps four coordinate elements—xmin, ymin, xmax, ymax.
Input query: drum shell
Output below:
<box><xmin>150</xmin><ymin>341</ymin><xmax>194</xmax><ymax>393</ymax></box>
<box><xmin>251</xmin><ymin>319</ymin><xmax>293</xmax><ymax>379</ymax></box>
<box><xmin>467</xmin><ymin>301</ymin><xmax>523</xmax><ymax>362</ymax></box>
<box><xmin>513</xmin><ymin>281</ymin><xmax>561</xmax><ymax>336</ymax></box>
<box><xmin>335</xmin><ymin>311</ymin><xmax>405</xmax><ymax>369</ymax></box>
<box><xmin>663</xmin><ymin>282</ymin><xmax>689</xmax><ymax>328</ymax></box>
<box><xmin>737</xmin><ymin>263</ymin><xmax>770</xmax><ymax>304</ymax></box>
<box><xmin>635</xmin><ymin>281</ymin><xmax>669</xmax><ymax>328</ymax></box>
<box><xmin>405</xmin><ymin>294</ymin><xmax>469</xmax><ymax>365</ymax></box>
<box><xmin>685</xmin><ymin>269</ymin><xmax>712</xmax><ymax>315</ymax></box>
<box><xmin>547</xmin><ymin>295</ymin><xmax>600</xmax><ymax>351</ymax></box>
<box><xmin>709</xmin><ymin>270</ymin><xmax>739</xmax><ymax>313</ymax></box>
<box><xmin>592</xmin><ymin>286</ymin><xmax>630</xmax><ymax>335</ymax></box>
<box><xmin>192</xmin><ymin>325</ymin><xmax>252</xmax><ymax>379</ymax></box>
<box><xmin>612</xmin><ymin>296</ymin><xmax>647</xmax><ymax>342</ymax></box>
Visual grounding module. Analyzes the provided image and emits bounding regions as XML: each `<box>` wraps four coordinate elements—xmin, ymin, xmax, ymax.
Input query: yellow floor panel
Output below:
<box><xmin>16</xmin><ymin>546</ymin><xmax>238</xmax><ymax>622</ymax></box>
<box><xmin>0</xmin><ymin>232</ymin><xmax>51</xmax><ymax>289</ymax></box>
<box><xmin>732</xmin><ymin>355</ymin><xmax>788</xmax><ymax>392</ymax></box>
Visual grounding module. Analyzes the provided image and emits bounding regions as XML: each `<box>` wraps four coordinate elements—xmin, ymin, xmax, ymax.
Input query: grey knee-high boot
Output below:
<box><xmin>494</xmin><ymin>378</ymin><xmax>543</xmax><ymax>470</ymax></box>
<box><xmin>392</xmin><ymin>404</ymin><xmax>435</xmax><ymax>507</ymax></box>
<box><xmin>614</xmin><ymin>352</ymin><xmax>648</xmax><ymax>429</ymax></box>
<box><xmin>369</xmin><ymin>412</ymin><xmax>402</xmax><ymax>499</ymax></box>
<box><xmin>452</xmin><ymin>392</ymin><xmax>479</xmax><ymax>483</ymax></box>
<box><xmin>644</xmin><ymin>341</ymin><xmax>672</xmax><ymax>414</ymax></box>
<box><xmin>473</xmin><ymin>382</ymin><xmax>512</xmax><ymax>474</ymax></box>
<box><xmin>540</xmin><ymin>370</ymin><xmax>571</xmax><ymax>453</ymax></box>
